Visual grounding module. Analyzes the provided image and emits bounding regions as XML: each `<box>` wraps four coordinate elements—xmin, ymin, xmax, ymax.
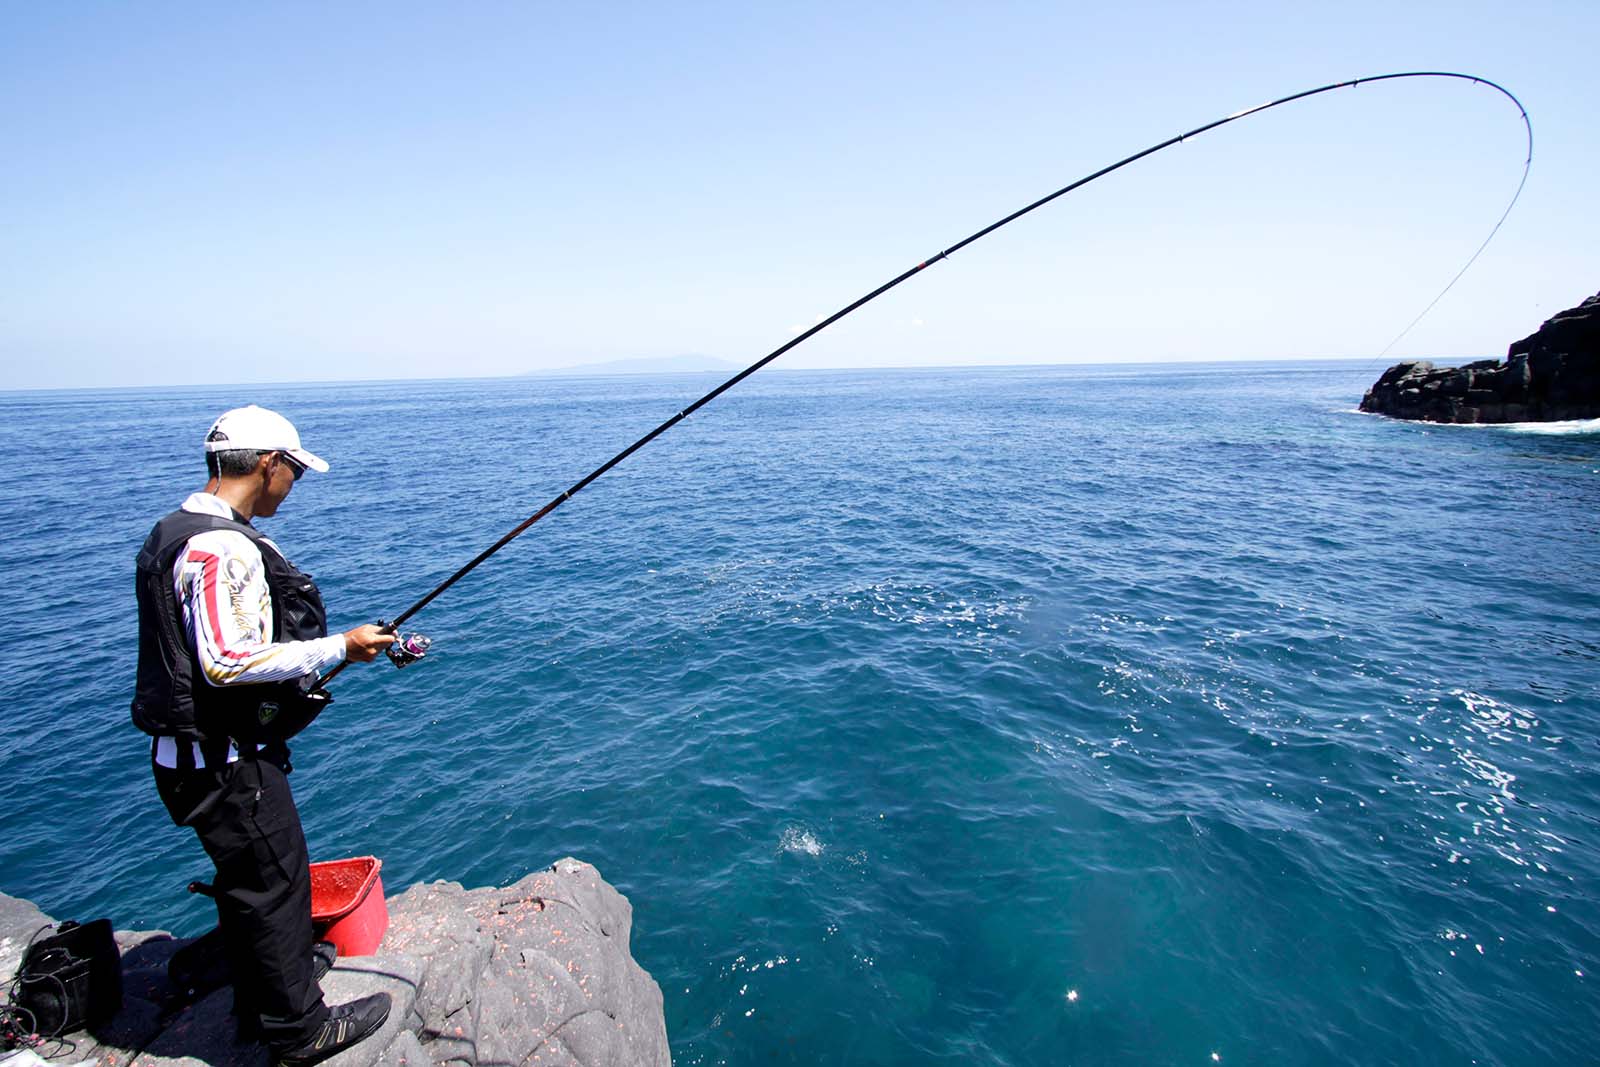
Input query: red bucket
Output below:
<box><xmin>309</xmin><ymin>856</ymin><xmax>388</xmax><ymax>957</ymax></box>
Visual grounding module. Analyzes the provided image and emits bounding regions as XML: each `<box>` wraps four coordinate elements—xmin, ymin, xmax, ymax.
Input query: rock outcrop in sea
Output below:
<box><xmin>1360</xmin><ymin>290</ymin><xmax>1600</xmax><ymax>423</ymax></box>
<box><xmin>0</xmin><ymin>859</ymin><xmax>669</xmax><ymax>1067</ymax></box>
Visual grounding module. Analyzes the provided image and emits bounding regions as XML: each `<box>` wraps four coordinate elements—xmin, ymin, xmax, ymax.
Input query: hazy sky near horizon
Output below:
<box><xmin>2</xmin><ymin>1</ymin><xmax>1596</xmax><ymax>389</ymax></box>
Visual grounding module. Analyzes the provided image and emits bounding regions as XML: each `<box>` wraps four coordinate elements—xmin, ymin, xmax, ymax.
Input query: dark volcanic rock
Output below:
<box><xmin>0</xmin><ymin>859</ymin><xmax>667</xmax><ymax>1067</ymax></box>
<box><xmin>1360</xmin><ymin>291</ymin><xmax>1600</xmax><ymax>423</ymax></box>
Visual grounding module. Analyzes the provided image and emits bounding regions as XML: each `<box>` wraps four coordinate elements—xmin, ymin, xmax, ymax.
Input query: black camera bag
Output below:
<box><xmin>15</xmin><ymin>920</ymin><xmax>122</xmax><ymax>1036</ymax></box>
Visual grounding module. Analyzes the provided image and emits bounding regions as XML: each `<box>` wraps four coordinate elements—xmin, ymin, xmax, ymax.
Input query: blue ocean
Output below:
<box><xmin>2</xmin><ymin>361</ymin><xmax>1597</xmax><ymax>1065</ymax></box>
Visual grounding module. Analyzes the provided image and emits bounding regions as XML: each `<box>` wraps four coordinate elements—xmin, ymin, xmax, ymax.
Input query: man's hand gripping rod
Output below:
<box><xmin>317</xmin><ymin>621</ymin><xmax>431</xmax><ymax>688</ymax></box>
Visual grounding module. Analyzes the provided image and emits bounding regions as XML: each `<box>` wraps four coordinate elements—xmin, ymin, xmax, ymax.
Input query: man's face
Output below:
<box><xmin>256</xmin><ymin>451</ymin><xmax>302</xmax><ymax>517</ymax></box>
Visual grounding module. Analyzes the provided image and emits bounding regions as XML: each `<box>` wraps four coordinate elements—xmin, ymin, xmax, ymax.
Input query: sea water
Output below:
<box><xmin>1</xmin><ymin>361</ymin><xmax>1596</xmax><ymax>1065</ymax></box>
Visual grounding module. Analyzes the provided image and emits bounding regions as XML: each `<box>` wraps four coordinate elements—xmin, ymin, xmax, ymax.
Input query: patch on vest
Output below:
<box><xmin>258</xmin><ymin>701</ymin><xmax>280</xmax><ymax>727</ymax></box>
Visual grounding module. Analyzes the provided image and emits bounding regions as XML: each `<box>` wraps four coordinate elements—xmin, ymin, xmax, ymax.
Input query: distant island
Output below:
<box><xmin>523</xmin><ymin>354</ymin><xmax>738</xmax><ymax>378</ymax></box>
<box><xmin>1361</xmin><ymin>290</ymin><xmax>1600</xmax><ymax>423</ymax></box>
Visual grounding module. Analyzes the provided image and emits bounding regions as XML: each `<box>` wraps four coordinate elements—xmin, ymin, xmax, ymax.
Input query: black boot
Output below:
<box><xmin>273</xmin><ymin>993</ymin><xmax>391</xmax><ymax>1067</ymax></box>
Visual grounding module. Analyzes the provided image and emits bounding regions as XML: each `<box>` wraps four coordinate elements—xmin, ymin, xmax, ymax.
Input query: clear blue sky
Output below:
<box><xmin>2</xmin><ymin>1</ymin><xmax>1595</xmax><ymax>388</ymax></box>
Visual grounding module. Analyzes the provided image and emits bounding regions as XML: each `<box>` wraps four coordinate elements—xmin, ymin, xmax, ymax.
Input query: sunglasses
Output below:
<box><xmin>278</xmin><ymin>452</ymin><xmax>307</xmax><ymax>481</ymax></box>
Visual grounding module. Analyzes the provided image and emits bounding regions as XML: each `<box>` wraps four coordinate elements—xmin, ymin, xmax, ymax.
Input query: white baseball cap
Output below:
<box><xmin>203</xmin><ymin>405</ymin><xmax>330</xmax><ymax>473</ymax></box>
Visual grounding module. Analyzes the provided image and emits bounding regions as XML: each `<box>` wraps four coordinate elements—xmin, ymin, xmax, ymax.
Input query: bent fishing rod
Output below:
<box><xmin>321</xmin><ymin>69</ymin><xmax>1531</xmax><ymax>686</ymax></box>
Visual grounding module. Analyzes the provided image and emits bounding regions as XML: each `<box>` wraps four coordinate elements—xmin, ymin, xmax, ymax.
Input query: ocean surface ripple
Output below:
<box><xmin>2</xmin><ymin>362</ymin><xmax>1597</xmax><ymax>1065</ymax></box>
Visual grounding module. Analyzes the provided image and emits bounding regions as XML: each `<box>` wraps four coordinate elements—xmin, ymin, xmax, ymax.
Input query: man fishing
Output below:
<box><xmin>131</xmin><ymin>405</ymin><xmax>395</xmax><ymax>1066</ymax></box>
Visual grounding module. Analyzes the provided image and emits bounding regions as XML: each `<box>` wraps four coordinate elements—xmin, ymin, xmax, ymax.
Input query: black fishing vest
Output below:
<box><xmin>132</xmin><ymin>508</ymin><xmax>332</xmax><ymax>743</ymax></box>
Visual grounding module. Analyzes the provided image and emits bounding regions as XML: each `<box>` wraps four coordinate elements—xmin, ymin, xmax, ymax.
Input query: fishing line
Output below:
<box><xmin>319</xmin><ymin>69</ymin><xmax>1531</xmax><ymax>686</ymax></box>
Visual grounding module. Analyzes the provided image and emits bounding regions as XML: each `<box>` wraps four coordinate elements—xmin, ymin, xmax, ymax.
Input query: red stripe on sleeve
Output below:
<box><xmin>185</xmin><ymin>548</ymin><xmax>253</xmax><ymax>662</ymax></box>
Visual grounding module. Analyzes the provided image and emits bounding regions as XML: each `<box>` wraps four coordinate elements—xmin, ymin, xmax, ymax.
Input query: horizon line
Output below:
<box><xmin>0</xmin><ymin>352</ymin><xmax>1494</xmax><ymax>396</ymax></box>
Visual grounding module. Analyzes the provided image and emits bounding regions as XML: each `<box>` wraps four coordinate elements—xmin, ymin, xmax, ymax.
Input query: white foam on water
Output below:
<box><xmin>1422</xmin><ymin>416</ymin><xmax>1600</xmax><ymax>436</ymax></box>
<box><xmin>1348</xmin><ymin>408</ymin><xmax>1600</xmax><ymax>436</ymax></box>
<box><xmin>1497</xmin><ymin>417</ymin><xmax>1600</xmax><ymax>436</ymax></box>
<box><xmin>779</xmin><ymin>826</ymin><xmax>825</xmax><ymax>857</ymax></box>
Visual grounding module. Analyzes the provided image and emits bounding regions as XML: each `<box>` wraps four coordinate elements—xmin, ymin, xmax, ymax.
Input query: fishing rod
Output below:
<box><xmin>321</xmin><ymin>69</ymin><xmax>1532</xmax><ymax>686</ymax></box>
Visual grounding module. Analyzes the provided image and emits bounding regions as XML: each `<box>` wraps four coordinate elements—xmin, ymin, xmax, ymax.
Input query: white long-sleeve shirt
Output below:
<box><xmin>172</xmin><ymin>493</ymin><xmax>346</xmax><ymax>686</ymax></box>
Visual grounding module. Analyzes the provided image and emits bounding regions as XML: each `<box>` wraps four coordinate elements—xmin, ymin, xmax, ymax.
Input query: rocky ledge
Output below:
<box><xmin>0</xmin><ymin>859</ymin><xmax>668</xmax><ymax>1067</ymax></box>
<box><xmin>1360</xmin><ymin>290</ymin><xmax>1600</xmax><ymax>423</ymax></box>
